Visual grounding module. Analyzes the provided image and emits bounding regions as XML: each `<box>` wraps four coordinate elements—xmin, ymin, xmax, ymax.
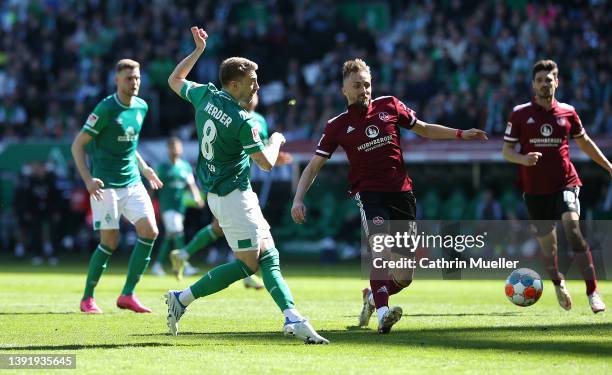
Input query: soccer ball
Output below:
<box><xmin>504</xmin><ymin>268</ymin><xmax>543</xmax><ymax>307</ymax></box>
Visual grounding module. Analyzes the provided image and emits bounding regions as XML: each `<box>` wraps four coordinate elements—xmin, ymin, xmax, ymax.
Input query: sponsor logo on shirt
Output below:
<box><xmin>117</xmin><ymin>126</ymin><xmax>138</xmax><ymax>142</ymax></box>
<box><xmin>365</xmin><ymin>125</ymin><xmax>379</xmax><ymax>138</ymax></box>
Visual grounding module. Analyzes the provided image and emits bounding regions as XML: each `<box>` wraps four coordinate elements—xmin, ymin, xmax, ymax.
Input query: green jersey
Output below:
<box><xmin>180</xmin><ymin>81</ymin><xmax>264</xmax><ymax>196</ymax></box>
<box><xmin>156</xmin><ymin>159</ymin><xmax>195</xmax><ymax>214</ymax></box>
<box><xmin>251</xmin><ymin>111</ymin><xmax>269</xmax><ymax>143</ymax></box>
<box><xmin>82</xmin><ymin>93</ymin><xmax>147</xmax><ymax>188</ymax></box>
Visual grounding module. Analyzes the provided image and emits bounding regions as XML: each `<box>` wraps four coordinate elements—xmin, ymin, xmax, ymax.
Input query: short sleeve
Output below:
<box><xmin>180</xmin><ymin>80</ymin><xmax>210</xmax><ymax>108</ymax></box>
<box><xmin>395</xmin><ymin>97</ymin><xmax>417</xmax><ymax>129</ymax></box>
<box><xmin>238</xmin><ymin>118</ymin><xmax>265</xmax><ymax>155</ymax></box>
<box><xmin>82</xmin><ymin>102</ymin><xmax>107</xmax><ymax>137</ymax></box>
<box><xmin>504</xmin><ymin>111</ymin><xmax>520</xmax><ymax>143</ymax></box>
<box><xmin>570</xmin><ymin>110</ymin><xmax>586</xmax><ymax>138</ymax></box>
<box><xmin>315</xmin><ymin>121</ymin><xmax>339</xmax><ymax>159</ymax></box>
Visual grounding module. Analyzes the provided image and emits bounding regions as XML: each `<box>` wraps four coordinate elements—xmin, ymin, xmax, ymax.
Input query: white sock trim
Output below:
<box><xmin>377</xmin><ymin>306</ymin><xmax>389</xmax><ymax>323</ymax></box>
<box><xmin>283</xmin><ymin>308</ymin><xmax>304</xmax><ymax>322</ymax></box>
<box><xmin>178</xmin><ymin>288</ymin><xmax>195</xmax><ymax>306</ymax></box>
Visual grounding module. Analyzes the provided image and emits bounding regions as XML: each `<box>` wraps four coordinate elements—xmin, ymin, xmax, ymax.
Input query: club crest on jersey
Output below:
<box><xmin>365</xmin><ymin>125</ymin><xmax>379</xmax><ymax>138</ymax></box>
<box><xmin>378</xmin><ymin>112</ymin><xmax>389</xmax><ymax>121</ymax></box>
<box><xmin>373</xmin><ymin>216</ymin><xmax>384</xmax><ymax>225</ymax></box>
<box><xmin>556</xmin><ymin>117</ymin><xmax>566</xmax><ymax>126</ymax></box>
<box><xmin>540</xmin><ymin>124</ymin><xmax>553</xmax><ymax>137</ymax></box>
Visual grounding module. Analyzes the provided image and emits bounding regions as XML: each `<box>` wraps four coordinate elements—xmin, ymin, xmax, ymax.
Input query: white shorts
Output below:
<box><xmin>91</xmin><ymin>183</ymin><xmax>155</xmax><ymax>230</ymax></box>
<box><xmin>162</xmin><ymin>210</ymin><xmax>184</xmax><ymax>234</ymax></box>
<box><xmin>207</xmin><ymin>189</ymin><xmax>271</xmax><ymax>252</ymax></box>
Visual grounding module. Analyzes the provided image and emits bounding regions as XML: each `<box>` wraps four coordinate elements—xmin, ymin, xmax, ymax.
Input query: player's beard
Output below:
<box><xmin>355</xmin><ymin>96</ymin><xmax>370</xmax><ymax>111</ymax></box>
<box><xmin>537</xmin><ymin>87</ymin><xmax>553</xmax><ymax>100</ymax></box>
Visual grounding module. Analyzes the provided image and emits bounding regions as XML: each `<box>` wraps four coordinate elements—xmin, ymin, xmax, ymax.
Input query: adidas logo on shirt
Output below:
<box><xmin>527</xmin><ymin>117</ymin><xmax>535</xmax><ymax>124</ymax></box>
<box><xmin>347</xmin><ymin>126</ymin><xmax>355</xmax><ymax>133</ymax></box>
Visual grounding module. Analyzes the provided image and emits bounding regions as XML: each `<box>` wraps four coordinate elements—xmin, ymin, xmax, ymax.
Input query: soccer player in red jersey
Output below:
<box><xmin>503</xmin><ymin>59</ymin><xmax>610</xmax><ymax>313</ymax></box>
<box><xmin>291</xmin><ymin>59</ymin><xmax>487</xmax><ymax>333</ymax></box>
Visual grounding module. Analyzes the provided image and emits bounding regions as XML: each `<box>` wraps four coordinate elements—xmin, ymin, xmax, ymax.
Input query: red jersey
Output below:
<box><xmin>504</xmin><ymin>98</ymin><xmax>585</xmax><ymax>195</ymax></box>
<box><xmin>315</xmin><ymin>96</ymin><xmax>417</xmax><ymax>194</ymax></box>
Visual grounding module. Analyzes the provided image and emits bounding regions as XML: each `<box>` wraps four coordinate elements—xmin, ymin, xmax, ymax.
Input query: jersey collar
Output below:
<box><xmin>219</xmin><ymin>89</ymin><xmax>240</xmax><ymax>105</ymax></box>
<box><xmin>347</xmin><ymin>101</ymin><xmax>372</xmax><ymax>116</ymax></box>
<box><xmin>531</xmin><ymin>97</ymin><xmax>558</xmax><ymax>112</ymax></box>
<box><xmin>113</xmin><ymin>93</ymin><xmax>133</xmax><ymax>108</ymax></box>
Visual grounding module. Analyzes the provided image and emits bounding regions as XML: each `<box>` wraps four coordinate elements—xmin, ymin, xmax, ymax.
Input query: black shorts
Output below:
<box><xmin>354</xmin><ymin>191</ymin><xmax>417</xmax><ymax>254</ymax></box>
<box><xmin>523</xmin><ymin>187</ymin><xmax>581</xmax><ymax>235</ymax></box>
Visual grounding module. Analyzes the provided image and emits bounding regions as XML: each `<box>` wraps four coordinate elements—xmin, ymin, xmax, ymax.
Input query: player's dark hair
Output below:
<box><xmin>532</xmin><ymin>59</ymin><xmax>558</xmax><ymax>80</ymax></box>
<box><xmin>116</xmin><ymin>59</ymin><xmax>140</xmax><ymax>72</ymax></box>
<box><xmin>219</xmin><ymin>57</ymin><xmax>258</xmax><ymax>87</ymax></box>
<box><xmin>342</xmin><ymin>59</ymin><xmax>371</xmax><ymax>81</ymax></box>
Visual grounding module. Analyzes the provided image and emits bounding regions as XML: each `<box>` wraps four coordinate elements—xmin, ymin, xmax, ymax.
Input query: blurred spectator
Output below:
<box><xmin>0</xmin><ymin>0</ymin><xmax>609</xmax><ymax>142</ymax></box>
<box><xmin>13</xmin><ymin>161</ymin><xmax>61</xmax><ymax>265</ymax></box>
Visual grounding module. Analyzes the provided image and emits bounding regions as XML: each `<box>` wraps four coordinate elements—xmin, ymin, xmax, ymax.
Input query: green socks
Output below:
<box><xmin>185</xmin><ymin>224</ymin><xmax>219</xmax><ymax>256</ymax></box>
<box><xmin>121</xmin><ymin>237</ymin><xmax>155</xmax><ymax>295</ymax></box>
<box><xmin>82</xmin><ymin>244</ymin><xmax>113</xmax><ymax>300</ymax></box>
<box><xmin>190</xmin><ymin>259</ymin><xmax>253</xmax><ymax>298</ymax></box>
<box><xmin>155</xmin><ymin>237</ymin><xmax>172</xmax><ymax>264</ymax></box>
<box><xmin>174</xmin><ymin>233</ymin><xmax>185</xmax><ymax>251</ymax></box>
<box><xmin>259</xmin><ymin>248</ymin><xmax>295</xmax><ymax>311</ymax></box>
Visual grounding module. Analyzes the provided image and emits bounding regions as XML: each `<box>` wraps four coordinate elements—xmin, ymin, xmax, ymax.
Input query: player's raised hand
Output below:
<box><xmin>191</xmin><ymin>26</ymin><xmax>208</xmax><ymax>51</ymax></box>
<box><xmin>523</xmin><ymin>152</ymin><xmax>542</xmax><ymax>166</ymax></box>
<box><xmin>270</xmin><ymin>132</ymin><xmax>286</xmax><ymax>145</ymax></box>
<box><xmin>86</xmin><ymin>178</ymin><xmax>105</xmax><ymax>201</ymax></box>
<box><xmin>462</xmin><ymin>129</ymin><xmax>488</xmax><ymax>140</ymax></box>
<box><xmin>143</xmin><ymin>167</ymin><xmax>163</xmax><ymax>190</ymax></box>
<box><xmin>291</xmin><ymin>201</ymin><xmax>307</xmax><ymax>224</ymax></box>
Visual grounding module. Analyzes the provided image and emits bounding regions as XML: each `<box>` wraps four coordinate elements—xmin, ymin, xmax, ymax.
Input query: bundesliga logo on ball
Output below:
<box><xmin>505</xmin><ymin>268</ymin><xmax>543</xmax><ymax>307</ymax></box>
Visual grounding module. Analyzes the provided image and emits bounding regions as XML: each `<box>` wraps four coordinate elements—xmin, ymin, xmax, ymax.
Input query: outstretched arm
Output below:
<box><xmin>168</xmin><ymin>26</ymin><xmax>208</xmax><ymax>96</ymax></box>
<box><xmin>291</xmin><ymin>155</ymin><xmax>328</xmax><ymax>224</ymax></box>
<box><xmin>575</xmin><ymin>134</ymin><xmax>612</xmax><ymax>177</ymax></box>
<box><xmin>411</xmin><ymin>120</ymin><xmax>488</xmax><ymax>140</ymax></box>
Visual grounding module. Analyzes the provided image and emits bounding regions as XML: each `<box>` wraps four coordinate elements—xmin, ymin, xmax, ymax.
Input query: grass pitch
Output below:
<box><xmin>0</xmin><ymin>261</ymin><xmax>610</xmax><ymax>374</ymax></box>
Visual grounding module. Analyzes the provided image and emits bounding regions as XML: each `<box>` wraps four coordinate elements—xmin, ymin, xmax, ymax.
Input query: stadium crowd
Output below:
<box><xmin>0</xmin><ymin>0</ymin><xmax>610</xmax><ymax>140</ymax></box>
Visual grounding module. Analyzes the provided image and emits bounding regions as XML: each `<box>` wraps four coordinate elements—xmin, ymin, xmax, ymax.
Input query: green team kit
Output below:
<box><xmin>156</xmin><ymin>159</ymin><xmax>194</xmax><ymax>214</ymax></box>
<box><xmin>179</xmin><ymin>81</ymin><xmax>264</xmax><ymax>195</ymax></box>
<box><xmin>83</xmin><ymin>93</ymin><xmax>147</xmax><ymax>187</ymax></box>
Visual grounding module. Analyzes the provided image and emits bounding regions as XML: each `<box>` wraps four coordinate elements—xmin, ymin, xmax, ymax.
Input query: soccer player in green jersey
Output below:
<box><xmin>168</xmin><ymin>93</ymin><xmax>290</xmax><ymax>290</ymax></box>
<box><xmin>72</xmin><ymin>59</ymin><xmax>163</xmax><ymax>314</ymax></box>
<box><xmin>164</xmin><ymin>26</ymin><xmax>328</xmax><ymax>344</ymax></box>
<box><xmin>150</xmin><ymin>137</ymin><xmax>204</xmax><ymax>277</ymax></box>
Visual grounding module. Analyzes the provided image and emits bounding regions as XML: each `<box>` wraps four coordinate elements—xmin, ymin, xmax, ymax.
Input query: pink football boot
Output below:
<box><xmin>116</xmin><ymin>294</ymin><xmax>152</xmax><ymax>313</ymax></box>
<box><xmin>80</xmin><ymin>297</ymin><xmax>103</xmax><ymax>314</ymax></box>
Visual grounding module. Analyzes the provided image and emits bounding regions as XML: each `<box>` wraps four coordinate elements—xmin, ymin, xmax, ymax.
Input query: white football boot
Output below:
<box><xmin>378</xmin><ymin>306</ymin><xmax>403</xmax><ymax>334</ymax></box>
<box><xmin>588</xmin><ymin>291</ymin><xmax>606</xmax><ymax>314</ymax></box>
<box><xmin>165</xmin><ymin>290</ymin><xmax>187</xmax><ymax>336</ymax></box>
<box><xmin>283</xmin><ymin>319</ymin><xmax>329</xmax><ymax>344</ymax></box>
<box><xmin>358</xmin><ymin>288</ymin><xmax>375</xmax><ymax>327</ymax></box>
<box><xmin>554</xmin><ymin>280</ymin><xmax>572</xmax><ymax>311</ymax></box>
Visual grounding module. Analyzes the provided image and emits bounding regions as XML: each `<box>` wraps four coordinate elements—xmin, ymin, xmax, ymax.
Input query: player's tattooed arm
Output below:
<box><xmin>168</xmin><ymin>26</ymin><xmax>208</xmax><ymax>96</ymax></box>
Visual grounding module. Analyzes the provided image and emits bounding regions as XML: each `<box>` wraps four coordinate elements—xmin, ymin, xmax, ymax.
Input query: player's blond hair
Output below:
<box><xmin>342</xmin><ymin>58</ymin><xmax>371</xmax><ymax>81</ymax></box>
<box><xmin>115</xmin><ymin>59</ymin><xmax>140</xmax><ymax>72</ymax></box>
<box><xmin>532</xmin><ymin>59</ymin><xmax>558</xmax><ymax>80</ymax></box>
<box><xmin>219</xmin><ymin>57</ymin><xmax>258</xmax><ymax>86</ymax></box>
